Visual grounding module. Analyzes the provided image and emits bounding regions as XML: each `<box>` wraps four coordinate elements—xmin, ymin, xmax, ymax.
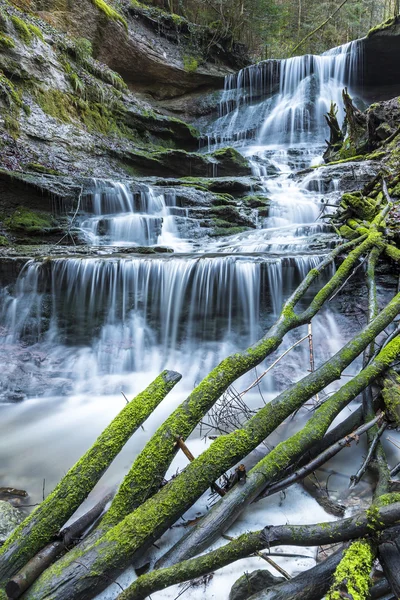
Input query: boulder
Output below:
<box><xmin>229</xmin><ymin>569</ymin><xmax>285</xmax><ymax>600</ymax></box>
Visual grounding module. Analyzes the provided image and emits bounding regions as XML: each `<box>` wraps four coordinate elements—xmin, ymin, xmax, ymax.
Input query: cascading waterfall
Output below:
<box><xmin>0</xmin><ymin>41</ymin><xmax>366</xmax><ymax>535</ymax></box>
<box><xmin>78</xmin><ymin>181</ymin><xmax>188</xmax><ymax>248</ymax></box>
<box><xmin>209</xmin><ymin>39</ymin><xmax>363</xmax><ymax>147</ymax></box>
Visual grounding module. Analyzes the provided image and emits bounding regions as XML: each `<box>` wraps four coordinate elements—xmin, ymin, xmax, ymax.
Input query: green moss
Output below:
<box><xmin>5</xmin><ymin>207</ymin><xmax>53</xmax><ymax>233</ymax></box>
<box><xmin>0</xmin><ymin>32</ymin><xmax>15</xmax><ymax>48</ymax></box>
<box><xmin>327</xmin><ymin>541</ymin><xmax>373</xmax><ymax>600</ymax></box>
<box><xmin>25</xmin><ymin>163</ymin><xmax>62</xmax><ymax>176</ymax></box>
<box><xmin>210</xmin><ymin>226</ymin><xmax>248</xmax><ymax>237</ymax></box>
<box><xmin>34</xmin><ymin>88</ymin><xmax>74</xmax><ymax>123</ymax></box>
<box><xmin>366</xmin><ymin>504</ymin><xmax>384</xmax><ymax>531</ymax></box>
<box><xmin>0</xmin><ymin>235</ymin><xmax>10</xmax><ymax>246</ymax></box>
<box><xmin>11</xmin><ymin>15</ymin><xmax>32</xmax><ymax>44</ymax></box>
<box><xmin>374</xmin><ymin>493</ymin><xmax>400</xmax><ymax>507</ymax></box>
<box><xmin>341</xmin><ymin>193</ymin><xmax>377</xmax><ymax>221</ymax></box>
<box><xmin>340</xmin><ymin>224</ymin><xmax>360</xmax><ymax>240</ymax></box>
<box><xmin>90</xmin><ymin>0</ymin><xmax>128</xmax><ymax>30</ymax></box>
<box><xmin>367</xmin><ymin>17</ymin><xmax>396</xmax><ymax>37</ymax></box>
<box><xmin>27</xmin><ymin>23</ymin><xmax>44</xmax><ymax>41</ymax></box>
<box><xmin>183</xmin><ymin>55</ymin><xmax>199</xmax><ymax>73</ymax></box>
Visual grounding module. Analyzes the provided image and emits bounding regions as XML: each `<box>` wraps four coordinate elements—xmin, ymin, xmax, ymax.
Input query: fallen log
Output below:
<box><xmin>5</xmin><ymin>493</ymin><xmax>113</xmax><ymax>599</ymax></box>
<box><xmin>22</xmin><ymin>310</ymin><xmax>400</xmax><ymax>600</ymax></box>
<box><xmin>241</xmin><ymin>548</ymin><xmax>345</xmax><ymax>600</ymax></box>
<box><xmin>0</xmin><ymin>370</ymin><xmax>181</xmax><ymax>583</ymax></box>
<box><xmin>327</xmin><ymin>539</ymin><xmax>375</xmax><ymax>600</ymax></box>
<box><xmin>114</xmin><ymin>503</ymin><xmax>400</xmax><ymax>600</ymax></box>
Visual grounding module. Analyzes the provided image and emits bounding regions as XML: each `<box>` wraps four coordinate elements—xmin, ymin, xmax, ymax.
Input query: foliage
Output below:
<box><xmin>90</xmin><ymin>0</ymin><xmax>128</xmax><ymax>29</ymax></box>
<box><xmin>141</xmin><ymin>0</ymin><xmax>400</xmax><ymax>59</ymax></box>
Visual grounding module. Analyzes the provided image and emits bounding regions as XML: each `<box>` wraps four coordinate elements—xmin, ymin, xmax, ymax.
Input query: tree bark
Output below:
<box><xmin>0</xmin><ymin>370</ymin><xmax>181</xmax><ymax>583</ymax></box>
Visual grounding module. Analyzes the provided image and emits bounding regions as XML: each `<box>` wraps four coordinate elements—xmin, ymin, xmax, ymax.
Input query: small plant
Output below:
<box><xmin>0</xmin><ymin>32</ymin><xmax>15</xmax><ymax>49</ymax></box>
<box><xmin>183</xmin><ymin>55</ymin><xmax>198</xmax><ymax>73</ymax></box>
<box><xmin>74</xmin><ymin>37</ymin><xmax>92</xmax><ymax>62</ymax></box>
<box><xmin>90</xmin><ymin>0</ymin><xmax>128</xmax><ymax>30</ymax></box>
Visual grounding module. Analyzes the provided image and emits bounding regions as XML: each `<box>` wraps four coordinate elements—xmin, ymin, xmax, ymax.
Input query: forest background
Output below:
<box><xmin>144</xmin><ymin>0</ymin><xmax>400</xmax><ymax>58</ymax></box>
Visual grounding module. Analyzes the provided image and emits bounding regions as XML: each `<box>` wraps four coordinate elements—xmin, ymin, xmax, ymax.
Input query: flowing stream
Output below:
<box><xmin>1</xmin><ymin>40</ymin><xmax>393</xmax><ymax>596</ymax></box>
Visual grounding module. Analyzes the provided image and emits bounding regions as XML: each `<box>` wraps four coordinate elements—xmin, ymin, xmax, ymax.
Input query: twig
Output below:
<box><xmin>221</xmin><ymin>534</ymin><xmax>291</xmax><ymax>580</ymax></box>
<box><xmin>175</xmin><ymin>437</ymin><xmax>225</xmax><ymax>497</ymax></box>
<box><xmin>256</xmin><ymin>414</ymin><xmax>383</xmax><ymax>500</ymax></box>
<box><xmin>349</xmin><ymin>422</ymin><xmax>388</xmax><ymax>488</ymax></box>
<box><xmin>240</xmin><ymin>335</ymin><xmax>309</xmax><ymax>397</ymax></box>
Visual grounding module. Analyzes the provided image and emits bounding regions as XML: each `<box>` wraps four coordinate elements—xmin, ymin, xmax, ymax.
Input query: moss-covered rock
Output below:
<box><xmin>4</xmin><ymin>207</ymin><xmax>54</xmax><ymax>234</ymax></box>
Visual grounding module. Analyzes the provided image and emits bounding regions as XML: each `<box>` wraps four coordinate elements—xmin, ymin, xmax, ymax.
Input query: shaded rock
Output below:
<box><xmin>229</xmin><ymin>569</ymin><xmax>285</xmax><ymax>600</ymax></box>
<box><xmin>124</xmin><ymin>147</ymin><xmax>251</xmax><ymax>177</ymax></box>
<box><xmin>0</xmin><ymin>501</ymin><xmax>23</xmax><ymax>545</ymax></box>
<box><xmin>30</xmin><ymin>0</ymin><xmax>248</xmax><ymax>99</ymax></box>
<box><xmin>362</xmin><ymin>16</ymin><xmax>400</xmax><ymax>102</ymax></box>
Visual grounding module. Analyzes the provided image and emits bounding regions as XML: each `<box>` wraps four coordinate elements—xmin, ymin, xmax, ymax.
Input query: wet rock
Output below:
<box><xmin>229</xmin><ymin>569</ymin><xmax>285</xmax><ymax>600</ymax></box>
<box><xmin>0</xmin><ymin>500</ymin><xmax>23</xmax><ymax>544</ymax></box>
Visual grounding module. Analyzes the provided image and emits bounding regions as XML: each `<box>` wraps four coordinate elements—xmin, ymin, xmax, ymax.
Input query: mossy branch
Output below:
<box><xmin>327</xmin><ymin>540</ymin><xmax>375</xmax><ymax>600</ymax></box>
<box><xmin>0</xmin><ymin>370</ymin><xmax>181</xmax><ymax>583</ymax></box>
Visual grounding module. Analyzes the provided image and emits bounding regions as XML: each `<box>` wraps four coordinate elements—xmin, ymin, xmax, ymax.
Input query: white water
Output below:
<box><xmin>1</xmin><ymin>40</ymin><xmax>390</xmax><ymax>598</ymax></box>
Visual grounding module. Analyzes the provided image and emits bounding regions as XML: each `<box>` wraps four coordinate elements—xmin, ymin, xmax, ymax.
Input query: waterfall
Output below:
<box><xmin>209</xmin><ymin>40</ymin><xmax>363</xmax><ymax>147</ymax></box>
<box><xmin>78</xmin><ymin>181</ymin><xmax>187</xmax><ymax>248</ymax></box>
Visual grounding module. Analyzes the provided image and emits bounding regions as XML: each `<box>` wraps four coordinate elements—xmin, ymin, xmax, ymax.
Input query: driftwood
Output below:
<box><xmin>0</xmin><ymin>370</ymin><xmax>181</xmax><ymax>583</ymax></box>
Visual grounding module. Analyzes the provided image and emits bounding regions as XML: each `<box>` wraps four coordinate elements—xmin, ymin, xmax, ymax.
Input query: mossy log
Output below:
<box><xmin>21</xmin><ymin>294</ymin><xmax>400</xmax><ymax>600</ymax></box>
<box><xmin>327</xmin><ymin>540</ymin><xmax>375</xmax><ymax>600</ymax></box>
<box><xmin>0</xmin><ymin>370</ymin><xmax>181</xmax><ymax>584</ymax></box>
<box><xmin>116</xmin><ymin>502</ymin><xmax>400</xmax><ymax>600</ymax></box>
<box><xmin>156</xmin><ymin>331</ymin><xmax>400</xmax><ymax>569</ymax></box>
<box><xmin>94</xmin><ymin>234</ymin><xmax>375</xmax><ymax>538</ymax></box>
